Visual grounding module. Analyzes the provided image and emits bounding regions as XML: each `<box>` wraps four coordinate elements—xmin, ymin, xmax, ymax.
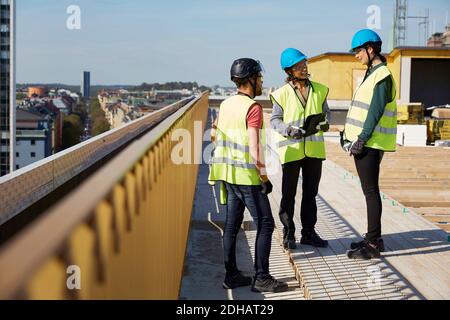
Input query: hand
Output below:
<box><xmin>286</xmin><ymin>126</ymin><xmax>305</xmax><ymax>139</ymax></box>
<box><xmin>260</xmin><ymin>180</ymin><xmax>273</xmax><ymax>195</ymax></box>
<box><xmin>350</xmin><ymin>138</ymin><xmax>366</xmax><ymax>156</ymax></box>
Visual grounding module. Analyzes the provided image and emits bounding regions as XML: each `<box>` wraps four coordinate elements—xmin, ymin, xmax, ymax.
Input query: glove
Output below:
<box><xmin>316</xmin><ymin>121</ymin><xmax>330</xmax><ymax>132</ymax></box>
<box><xmin>350</xmin><ymin>138</ymin><xmax>366</xmax><ymax>156</ymax></box>
<box><xmin>340</xmin><ymin>131</ymin><xmax>352</xmax><ymax>153</ymax></box>
<box><xmin>286</xmin><ymin>126</ymin><xmax>305</xmax><ymax>139</ymax></box>
<box><xmin>260</xmin><ymin>180</ymin><xmax>273</xmax><ymax>195</ymax></box>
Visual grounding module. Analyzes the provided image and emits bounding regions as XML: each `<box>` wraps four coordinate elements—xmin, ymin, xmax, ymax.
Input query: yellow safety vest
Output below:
<box><xmin>270</xmin><ymin>81</ymin><xmax>328</xmax><ymax>164</ymax></box>
<box><xmin>344</xmin><ymin>65</ymin><xmax>397</xmax><ymax>151</ymax></box>
<box><xmin>208</xmin><ymin>95</ymin><xmax>263</xmax><ymax>186</ymax></box>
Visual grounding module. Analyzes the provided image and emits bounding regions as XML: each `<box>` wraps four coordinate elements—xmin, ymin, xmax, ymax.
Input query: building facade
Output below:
<box><xmin>15</xmin><ymin>109</ymin><xmax>51</xmax><ymax>170</ymax></box>
<box><xmin>427</xmin><ymin>24</ymin><xmax>450</xmax><ymax>48</ymax></box>
<box><xmin>81</xmin><ymin>71</ymin><xmax>90</xmax><ymax>98</ymax></box>
<box><xmin>0</xmin><ymin>0</ymin><xmax>15</xmax><ymax>176</ymax></box>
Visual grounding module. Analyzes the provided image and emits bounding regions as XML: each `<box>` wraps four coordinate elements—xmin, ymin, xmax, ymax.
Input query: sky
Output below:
<box><xmin>16</xmin><ymin>0</ymin><xmax>450</xmax><ymax>87</ymax></box>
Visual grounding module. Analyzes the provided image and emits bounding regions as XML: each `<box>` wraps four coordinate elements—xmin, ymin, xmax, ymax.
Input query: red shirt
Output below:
<box><xmin>246</xmin><ymin>103</ymin><xmax>263</xmax><ymax>129</ymax></box>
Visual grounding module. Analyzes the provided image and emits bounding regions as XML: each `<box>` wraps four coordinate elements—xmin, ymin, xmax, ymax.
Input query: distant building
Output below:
<box><xmin>17</xmin><ymin>99</ymin><xmax>64</xmax><ymax>154</ymax></box>
<box><xmin>0</xmin><ymin>0</ymin><xmax>16</xmax><ymax>176</ymax></box>
<box><xmin>28</xmin><ymin>86</ymin><xmax>48</xmax><ymax>98</ymax></box>
<box><xmin>15</xmin><ymin>109</ymin><xmax>51</xmax><ymax>170</ymax></box>
<box><xmin>81</xmin><ymin>71</ymin><xmax>91</xmax><ymax>98</ymax></box>
<box><xmin>427</xmin><ymin>24</ymin><xmax>450</xmax><ymax>48</ymax></box>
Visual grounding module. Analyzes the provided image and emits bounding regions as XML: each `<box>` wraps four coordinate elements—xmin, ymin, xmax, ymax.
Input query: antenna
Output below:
<box><xmin>394</xmin><ymin>0</ymin><xmax>408</xmax><ymax>47</ymax></box>
<box><xmin>408</xmin><ymin>7</ymin><xmax>430</xmax><ymax>46</ymax></box>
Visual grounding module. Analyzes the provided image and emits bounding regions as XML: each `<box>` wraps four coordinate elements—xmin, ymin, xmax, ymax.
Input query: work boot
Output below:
<box><xmin>283</xmin><ymin>237</ymin><xmax>297</xmax><ymax>250</ymax></box>
<box><xmin>282</xmin><ymin>229</ymin><xmax>297</xmax><ymax>250</ymax></box>
<box><xmin>251</xmin><ymin>275</ymin><xmax>289</xmax><ymax>293</ymax></box>
<box><xmin>300</xmin><ymin>230</ymin><xmax>328</xmax><ymax>248</ymax></box>
<box><xmin>223</xmin><ymin>272</ymin><xmax>252</xmax><ymax>289</ymax></box>
<box><xmin>347</xmin><ymin>242</ymin><xmax>381</xmax><ymax>260</ymax></box>
<box><xmin>351</xmin><ymin>237</ymin><xmax>385</xmax><ymax>252</ymax></box>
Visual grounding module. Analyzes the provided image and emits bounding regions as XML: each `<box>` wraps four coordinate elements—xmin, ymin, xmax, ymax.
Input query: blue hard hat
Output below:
<box><xmin>280</xmin><ymin>48</ymin><xmax>307</xmax><ymax>70</ymax></box>
<box><xmin>350</xmin><ymin>29</ymin><xmax>382</xmax><ymax>52</ymax></box>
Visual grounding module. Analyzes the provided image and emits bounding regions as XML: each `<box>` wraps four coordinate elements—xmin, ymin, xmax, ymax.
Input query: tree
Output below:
<box><xmin>73</xmin><ymin>103</ymin><xmax>88</xmax><ymax>123</ymax></box>
<box><xmin>90</xmin><ymin>98</ymin><xmax>110</xmax><ymax>136</ymax></box>
<box><xmin>62</xmin><ymin>114</ymin><xmax>83</xmax><ymax>149</ymax></box>
<box><xmin>16</xmin><ymin>93</ymin><xmax>27</xmax><ymax>100</ymax></box>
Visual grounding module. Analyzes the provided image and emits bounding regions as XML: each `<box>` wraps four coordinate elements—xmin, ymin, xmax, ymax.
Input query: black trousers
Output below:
<box><xmin>278</xmin><ymin>157</ymin><xmax>323</xmax><ymax>239</ymax></box>
<box><xmin>354</xmin><ymin>147</ymin><xmax>384</xmax><ymax>243</ymax></box>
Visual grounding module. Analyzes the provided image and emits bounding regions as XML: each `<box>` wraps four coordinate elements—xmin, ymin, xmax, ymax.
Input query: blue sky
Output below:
<box><xmin>16</xmin><ymin>0</ymin><xmax>450</xmax><ymax>87</ymax></box>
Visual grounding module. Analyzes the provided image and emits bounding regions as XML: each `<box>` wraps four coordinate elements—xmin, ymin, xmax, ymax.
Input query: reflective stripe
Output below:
<box><xmin>277</xmin><ymin>135</ymin><xmax>324</xmax><ymax>148</ymax></box>
<box><xmin>287</xmin><ymin>120</ymin><xmax>304</xmax><ymax>128</ymax></box>
<box><xmin>211</xmin><ymin>157</ymin><xmax>257</xmax><ymax>169</ymax></box>
<box><xmin>352</xmin><ymin>100</ymin><xmax>370</xmax><ymax>110</ymax></box>
<box><xmin>352</xmin><ymin>100</ymin><xmax>397</xmax><ymax>118</ymax></box>
<box><xmin>383</xmin><ymin>109</ymin><xmax>397</xmax><ymax>118</ymax></box>
<box><xmin>306</xmin><ymin>135</ymin><xmax>325</xmax><ymax>142</ymax></box>
<box><xmin>215</xmin><ymin>141</ymin><xmax>250</xmax><ymax>153</ymax></box>
<box><xmin>277</xmin><ymin>140</ymin><xmax>301</xmax><ymax>148</ymax></box>
<box><xmin>346</xmin><ymin>118</ymin><xmax>397</xmax><ymax>135</ymax></box>
<box><xmin>376</xmin><ymin>126</ymin><xmax>397</xmax><ymax>134</ymax></box>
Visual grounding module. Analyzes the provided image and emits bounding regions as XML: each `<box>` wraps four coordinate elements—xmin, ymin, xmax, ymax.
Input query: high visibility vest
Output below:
<box><xmin>270</xmin><ymin>81</ymin><xmax>328</xmax><ymax>164</ymax></box>
<box><xmin>208</xmin><ymin>95</ymin><xmax>263</xmax><ymax>186</ymax></box>
<box><xmin>344</xmin><ymin>65</ymin><xmax>397</xmax><ymax>151</ymax></box>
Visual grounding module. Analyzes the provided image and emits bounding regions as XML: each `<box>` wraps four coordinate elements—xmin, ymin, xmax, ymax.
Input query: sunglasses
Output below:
<box><xmin>292</xmin><ymin>61</ymin><xmax>308</xmax><ymax>71</ymax></box>
<box><xmin>353</xmin><ymin>47</ymin><xmax>366</xmax><ymax>54</ymax></box>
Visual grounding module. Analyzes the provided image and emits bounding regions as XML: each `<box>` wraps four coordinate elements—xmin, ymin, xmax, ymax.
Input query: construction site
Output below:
<box><xmin>0</xmin><ymin>0</ymin><xmax>449</xmax><ymax>302</ymax></box>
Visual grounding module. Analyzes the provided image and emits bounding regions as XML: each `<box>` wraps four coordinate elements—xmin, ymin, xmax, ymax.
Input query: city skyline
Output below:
<box><xmin>16</xmin><ymin>0</ymin><xmax>450</xmax><ymax>87</ymax></box>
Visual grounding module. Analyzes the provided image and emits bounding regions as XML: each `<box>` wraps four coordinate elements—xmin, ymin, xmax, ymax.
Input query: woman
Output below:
<box><xmin>343</xmin><ymin>29</ymin><xmax>398</xmax><ymax>260</ymax></box>
<box><xmin>270</xmin><ymin>48</ymin><xmax>330</xmax><ymax>250</ymax></box>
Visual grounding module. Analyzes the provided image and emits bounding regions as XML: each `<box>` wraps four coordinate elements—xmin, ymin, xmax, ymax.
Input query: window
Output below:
<box><xmin>31</xmin><ymin>152</ymin><xmax>36</xmax><ymax>158</ymax></box>
<box><xmin>31</xmin><ymin>140</ymin><xmax>36</xmax><ymax>145</ymax></box>
<box><xmin>16</xmin><ymin>165</ymin><xmax>19</xmax><ymax>170</ymax></box>
<box><xmin>16</xmin><ymin>152</ymin><xmax>19</xmax><ymax>157</ymax></box>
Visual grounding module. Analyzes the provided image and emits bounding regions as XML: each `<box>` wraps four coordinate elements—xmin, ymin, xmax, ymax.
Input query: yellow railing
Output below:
<box><xmin>0</xmin><ymin>92</ymin><xmax>209</xmax><ymax>299</ymax></box>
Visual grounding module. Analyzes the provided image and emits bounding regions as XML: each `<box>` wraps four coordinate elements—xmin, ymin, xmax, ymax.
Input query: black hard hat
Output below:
<box><xmin>230</xmin><ymin>58</ymin><xmax>262</xmax><ymax>80</ymax></box>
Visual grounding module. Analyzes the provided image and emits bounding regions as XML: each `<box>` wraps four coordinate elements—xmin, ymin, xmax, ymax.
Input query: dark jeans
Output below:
<box><xmin>278</xmin><ymin>157</ymin><xmax>323</xmax><ymax>239</ymax></box>
<box><xmin>354</xmin><ymin>147</ymin><xmax>384</xmax><ymax>242</ymax></box>
<box><xmin>223</xmin><ymin>182</ymin><xmax>275</xmax><ymax>280</ymax></box>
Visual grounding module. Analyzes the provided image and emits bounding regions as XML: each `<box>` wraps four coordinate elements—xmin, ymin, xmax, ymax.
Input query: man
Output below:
<box><xmin>209</xmin><ymin>58</ymin><xmax>288</xmax><ymax>293</ymax></box>
<box><xmin>270</xmin><ymin>48</ymin><xmax>330</xmax><ymax>250</ymax></box>
<box><xmin>343</xmin><ymin>29</ymin><xmax>397</xmax><ymax>260</ymax></box>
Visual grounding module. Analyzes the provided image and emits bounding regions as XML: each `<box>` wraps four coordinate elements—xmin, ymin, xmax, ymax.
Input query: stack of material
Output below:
<box><xmin>397</xmin><ymin>103</ymin><xmax>424</xmax><ymax>124</ymax></box>
<box><xmin>427</xmin><ymin>108</ymin><xmax>450</xmax><ymax>143</ymax></box>
<box><xmin>325</xmin><ymin>141</ymin><xmax>450</xmax><ymax>233</ymax></box>
<box><xmin>431</xmin><ymin>108</ymin><xmax>450</xmax><ymax>119</ymax></box>
<box><xmin>397</xmin><ymin>124</ymin><xmax>427</xmax><ymax>147</ymax></box>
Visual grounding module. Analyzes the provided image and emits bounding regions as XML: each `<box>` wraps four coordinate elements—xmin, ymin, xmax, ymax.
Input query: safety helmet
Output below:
<box><xmin>230</xmin><ymin>58</ymin><xmax>263</xmax><ymax>80</ymax></box>
<box><xmin>350</xmin><ymin>29</ymin><xmax>382</xmax><ymax>52</ymax></box>
<box><xmin>280</xmin><ymin>48</ymin><xmax>307</xmax><ymax>70</ymax></box>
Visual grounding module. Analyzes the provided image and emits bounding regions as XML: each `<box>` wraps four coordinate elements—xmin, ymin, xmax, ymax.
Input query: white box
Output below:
<box><xmin>396</xmin><ymin>125</ymin><xmax>427</xmax><ymax>147</ymax></box>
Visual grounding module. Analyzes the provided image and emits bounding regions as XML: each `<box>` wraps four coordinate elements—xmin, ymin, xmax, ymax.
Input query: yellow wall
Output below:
<box><xmin>387</xmin><ymin>52</ymin><xmax>401</xmax><ymax>100</ymax></box>
<box><xmin>308</xmin><ymin>48</ymin><xmax>450</xmax><ymax>101</ymax></box>
<box><xmin>309</xmin><ymin>56</ymin><xmax>363</xmax><ymax>100</ymax></box>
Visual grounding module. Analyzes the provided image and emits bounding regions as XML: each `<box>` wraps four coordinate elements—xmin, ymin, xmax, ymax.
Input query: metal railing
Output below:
<box><xmin>0</xmin><ymin>96</ymin><xmax>195</xmax><ymax>226</ymax></box>
<box><xmin>0</xmin><ymin>92</ymin><xmax>209</xmax><ymax>299</ymax></box>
